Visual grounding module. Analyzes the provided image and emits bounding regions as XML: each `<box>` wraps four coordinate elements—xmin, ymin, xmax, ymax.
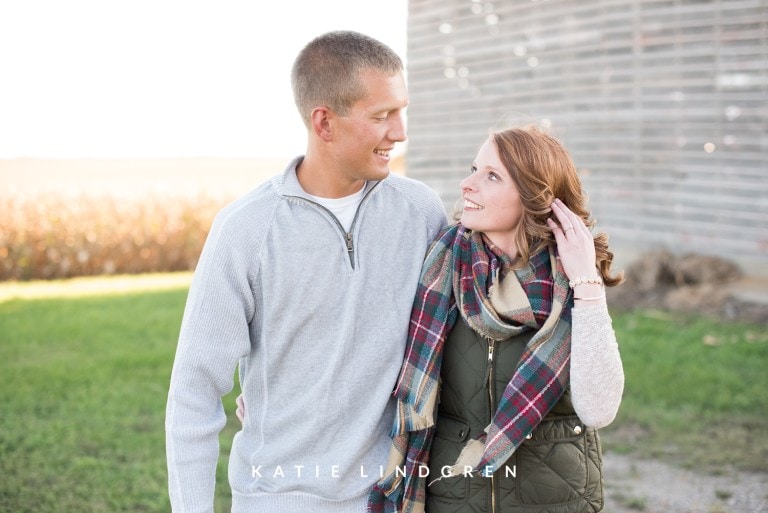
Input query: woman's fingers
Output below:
<box><xmin>552</xmin><ymin>199</ymin><xmax>593</xmax><ymax>240</ymax></box>
<box><xmin>547</xmin><ymin>217</ymin><xmax>565</xmax><ymax>243</ymax></box>
<box><xmin>549</xmin><ymin>199</ymin><xmax>598</xmax><ymax>279</ymax></box>
<box><xmin>551</xmin><ymin>199</ymin><xmax>583</xmax><ymax>235</ymax></box>
<box><xmin>550</xmin><ymin>199</ymin><xmax>573</xmax><ymax>233</ymax></box>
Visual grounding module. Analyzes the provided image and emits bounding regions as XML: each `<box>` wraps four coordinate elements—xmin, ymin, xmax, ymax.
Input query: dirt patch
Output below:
<box><xmin>604</xmin><ymin>452</ymin><xmax>768</xmax><ymax>513</ymax></box>
<box><xmin>607</xmin><ymin>250</ymin><xmax>768</xmax><ymax>324</ymax></box>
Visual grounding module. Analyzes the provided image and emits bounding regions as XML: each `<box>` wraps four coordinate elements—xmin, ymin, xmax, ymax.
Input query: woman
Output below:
<box><xmin>369</xmin><ymin>125</ymin><xmax>624</xmax><ymax>513</ymax></box>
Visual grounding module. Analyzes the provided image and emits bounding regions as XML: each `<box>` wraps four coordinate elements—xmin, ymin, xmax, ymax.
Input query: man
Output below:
<box><xmin>165</xmin><ymin>31</ymin><xmax>447</xmax><ymax>513</ymax></box>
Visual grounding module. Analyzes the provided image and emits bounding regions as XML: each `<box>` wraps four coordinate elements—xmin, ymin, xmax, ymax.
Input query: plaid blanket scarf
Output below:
<box><xmin>369</xmin><ymin>223</ymin><xmax>573</xmax><ymax>513</ymax></box>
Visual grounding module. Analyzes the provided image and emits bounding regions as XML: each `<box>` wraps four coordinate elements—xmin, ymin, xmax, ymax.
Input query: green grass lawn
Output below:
<box><xmin>0</xmin><ymin>276</ymin><xmax>240</xmax><ymax>513</ymax></box>
<box><xmin>0</xmin><ymin>275</ymin><xmax>766</xmax><ymax>512</ymax></box>
<box><xmin>603</xmin><ymin>309</ymin><xmax>768</xmax><ymax>473</ymax></box>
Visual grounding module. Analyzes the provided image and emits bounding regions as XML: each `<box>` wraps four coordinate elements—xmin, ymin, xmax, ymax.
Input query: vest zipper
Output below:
<box><xmin>486</xmin><ymin>336</ymin><xmax>498</xmax><ymax>513</ymax></box>
<box><xmin>285</xmin><ymin>182</ymin><xmax>380</xmax><ymax>270</ymax></box>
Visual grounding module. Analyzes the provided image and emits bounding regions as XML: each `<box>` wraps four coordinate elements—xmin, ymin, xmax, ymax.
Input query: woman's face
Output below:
<box><xmin>460</xmin><ymin>138</ymin><xmax>523</xmax><ymax>253</ymax></box>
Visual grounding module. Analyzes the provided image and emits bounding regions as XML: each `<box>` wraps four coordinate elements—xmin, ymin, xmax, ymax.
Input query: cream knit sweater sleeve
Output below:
<box><xmin>569</xmin><ymin>301</ymin><xmax>624</xmax><ymax>428</ymax></box>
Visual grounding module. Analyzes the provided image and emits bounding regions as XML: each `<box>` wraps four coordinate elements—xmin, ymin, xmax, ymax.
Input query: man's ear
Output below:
<box><xmin>310</xmin><ymin>107</ymin><xmax>333</xmax><ymax>142</ymax></box>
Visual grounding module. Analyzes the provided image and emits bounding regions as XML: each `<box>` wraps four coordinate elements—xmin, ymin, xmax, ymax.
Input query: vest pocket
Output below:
<box><xmin>513</xmin><ymin>415</ymin><xmax>602</xmax><ymax>507</ymax></box>
<box><xmin>434</xmin><ymin>414</ymin><xmax>471</xmax><ymax>443</ymax></box>
<box><xmin>427</xmin><ymin>415</ymin><xmax>471</xmax><ymax>501</ymax></box>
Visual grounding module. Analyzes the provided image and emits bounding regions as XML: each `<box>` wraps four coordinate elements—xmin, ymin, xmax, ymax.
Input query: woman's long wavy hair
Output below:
<box><xmin>489</xmin><ymin>125</ymin><xmax>623</xmax><ymax>286</ymax></box>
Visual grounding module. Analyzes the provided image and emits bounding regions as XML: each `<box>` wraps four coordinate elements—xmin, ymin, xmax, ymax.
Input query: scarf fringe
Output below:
<box><xmin>444</xmin><ymin>438</ymin><xmax>486</xmax><ymax>477</ymax></box>
<box><xmin>394</xmin><ymin>387</ymin><xmax>438</xmax><ymax>435</ymax></box>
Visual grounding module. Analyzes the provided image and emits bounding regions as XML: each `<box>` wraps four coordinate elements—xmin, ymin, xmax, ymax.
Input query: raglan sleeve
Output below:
<box><xmin>164</xmin><ymin>211</ymin><xmax>256</xmax><ymax>513</ymax></box>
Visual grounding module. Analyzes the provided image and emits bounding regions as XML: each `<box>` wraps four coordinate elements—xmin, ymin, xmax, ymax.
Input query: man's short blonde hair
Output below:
<box><xmin>291</xmin><ymin>31</ymin><xmax>403</xmax><ymax>128</ymax></box>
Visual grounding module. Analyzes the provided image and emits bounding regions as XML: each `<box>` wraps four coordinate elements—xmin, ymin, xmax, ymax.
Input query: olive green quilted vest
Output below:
<box><xmin>425</xmin><ymin>317</ymin><xmax>604</xmax><ymax>513</ymax></box>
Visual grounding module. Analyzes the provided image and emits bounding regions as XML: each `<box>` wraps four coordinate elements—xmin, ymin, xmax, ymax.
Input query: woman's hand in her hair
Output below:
<box><xmin>546</xmin><ymin>198</ymin><xmax>598</xmax><ymax>280</ymax></box>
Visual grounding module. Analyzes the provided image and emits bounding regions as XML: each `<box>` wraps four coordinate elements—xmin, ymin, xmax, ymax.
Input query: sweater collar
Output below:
<box><xmin>274</xmin><ymin>156</ymin><xmax>382</xmax><ymax>199</ymax></box>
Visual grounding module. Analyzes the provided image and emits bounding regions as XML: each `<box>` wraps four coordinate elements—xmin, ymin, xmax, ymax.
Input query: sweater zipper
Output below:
<box><xmin>285</xmin><ymin>182</ymin><xmax>380</xmax><ymax>270</ymax></box>
<box><xmin>486</xmin><ymin>336</ymin><xmax>498</xmax><ymax>513</ymax></box>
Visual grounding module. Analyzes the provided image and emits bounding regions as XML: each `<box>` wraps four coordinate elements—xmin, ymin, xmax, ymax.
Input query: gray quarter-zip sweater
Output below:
<box><xmin>165</xmin><ymin>157</ymin><xmax>447</xmax><ymax>513</ymax></box>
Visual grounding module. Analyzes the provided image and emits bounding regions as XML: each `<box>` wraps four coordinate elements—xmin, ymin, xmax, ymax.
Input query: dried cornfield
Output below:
<box><xmin>0</xmin><ymin>192</ymin><xmax>230</xmax><ymax>281</ymax></box>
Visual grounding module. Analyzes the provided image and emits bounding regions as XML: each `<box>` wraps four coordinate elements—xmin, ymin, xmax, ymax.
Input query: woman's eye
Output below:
<box><xmin>488</xmin><ymin>172</ymin><xmax>499</xmax><ymax>181</ymax></box>
<box><xmin>469</xmin><ymin>165</ymin><xmax>477</xmax><ymax>174</ymax></box>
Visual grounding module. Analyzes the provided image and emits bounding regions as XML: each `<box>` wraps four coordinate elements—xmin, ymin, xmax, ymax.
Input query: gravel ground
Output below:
<box><xmin>603</xmin><ymin>452</ymin><xmax>768</xmax><ymax>513</ymax></box>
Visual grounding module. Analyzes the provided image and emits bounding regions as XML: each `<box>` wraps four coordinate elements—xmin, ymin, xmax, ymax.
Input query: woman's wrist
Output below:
<box><xmin>572</xmin><ymin>282</ymin><xmax>605</xmax><ymax>303</ymax></box>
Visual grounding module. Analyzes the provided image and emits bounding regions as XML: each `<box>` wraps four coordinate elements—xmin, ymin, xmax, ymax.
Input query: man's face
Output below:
<box><xmin>332</xmin><ymin>69</ymin><xmax>408</xmax><ymax>183</ymax></box>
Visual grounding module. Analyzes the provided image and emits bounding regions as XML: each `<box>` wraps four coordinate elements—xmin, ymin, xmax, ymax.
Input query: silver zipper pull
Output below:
<box><xmin>346</xmin><ymin>233</ymin><xmax>354</xmax><ymax>252</ymax></box>
<box><xmin>487</xmin><ymin>338</ymin><xmax>495</xmax><ymax>364</ymax></box>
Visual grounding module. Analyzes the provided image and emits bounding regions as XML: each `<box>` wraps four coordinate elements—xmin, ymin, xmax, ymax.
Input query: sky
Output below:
<box><xmin>0</xmin><ymin>0</ymin><xmax>408</xmax><ymax>159</ymax></box>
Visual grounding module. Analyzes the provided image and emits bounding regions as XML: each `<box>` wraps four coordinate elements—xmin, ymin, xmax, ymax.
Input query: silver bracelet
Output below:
<box><xmin>574</xmin><ymin>294</ymin><xmax>606</xmax><ymax>301</ymax></box>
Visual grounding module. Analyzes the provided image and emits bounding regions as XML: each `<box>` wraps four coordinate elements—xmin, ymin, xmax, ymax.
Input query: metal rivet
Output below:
<box><xmin>525</xmin><ymin>432</ymin><xmax>533</xmax><ymax>440</ymax></box>
<box><xmin>573</xmin><ymin>425</ymin><xmax>583</xmax><ymax>435</ymax></box>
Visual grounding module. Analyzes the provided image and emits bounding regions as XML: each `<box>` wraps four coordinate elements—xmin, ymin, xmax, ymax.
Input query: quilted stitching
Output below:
<box><xmin>428</xmin><ymin>318</ymin><xmax>604</xmax><ymax>513</ymax></box>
